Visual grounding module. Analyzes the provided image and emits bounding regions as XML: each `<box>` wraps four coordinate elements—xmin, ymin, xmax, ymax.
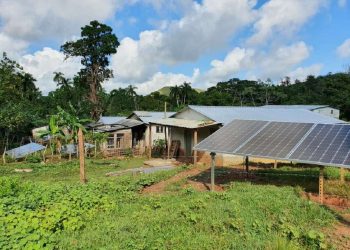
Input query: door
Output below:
<box><xmin>184</xmin><ymin>129</ymin><xmax>192</xmax><ymax>157</ymax></box>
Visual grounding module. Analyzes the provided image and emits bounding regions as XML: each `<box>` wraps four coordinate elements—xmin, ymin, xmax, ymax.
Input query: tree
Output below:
<box><xmin>126</xmin><ymin>85</ymin><xmax>138</xmax><ymax>110</ymax></box>
<box><xmin>61</xmin><ymin>20</ymin><xmax>120</xmax><ymax>120</ymax></box>
<box><xmin>170</xmin><ymin>85</ymin><xmax>181</xmax><ymax>107</ymax></box>
<box><xmin>53</xmin><ymin>72</ymin><xmax>72</xmax><ymax>89</ymax></box>
<box><xmin>180</xmin><ymin>82</ymin><xmax>192</xmax><ymax>105</ymax></box>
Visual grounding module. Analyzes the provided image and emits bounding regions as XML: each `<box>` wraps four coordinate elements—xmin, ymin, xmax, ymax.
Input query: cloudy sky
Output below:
<box><xmin>1</xmin><ymin>0</ymin><xmax>350</xmax><ymax>95</ymax></box>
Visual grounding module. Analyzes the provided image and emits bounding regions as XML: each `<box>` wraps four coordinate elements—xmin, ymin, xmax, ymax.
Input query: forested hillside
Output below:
<box><xmin>1</xmin><ymin>52</ymin><xmax>350</xmax><ymax>148</ymax></box>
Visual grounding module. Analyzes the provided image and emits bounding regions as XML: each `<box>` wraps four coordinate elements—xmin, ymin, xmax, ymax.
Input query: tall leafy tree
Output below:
<box><xmin>61</xmin><ymin>20</ymin><xmax>119</xmax><ymax>120</ymax></box>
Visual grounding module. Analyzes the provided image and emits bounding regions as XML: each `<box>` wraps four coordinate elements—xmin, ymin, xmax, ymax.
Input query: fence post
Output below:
<box><xmin>319</xmin><ymin>166</ymin><xmax>324</xmax><ymax>204</ymax></box>
<box><xmin>78</xmin><ymin>128</ymin><xmax>86</xmax><ymax>183</ymax></box>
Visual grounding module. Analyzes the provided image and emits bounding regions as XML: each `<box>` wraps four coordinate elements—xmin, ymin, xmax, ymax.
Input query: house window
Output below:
<box><xmin>116</xmin><ymin>133</ymin><xmax>124</xmax><ymax>148</ymax></box>
<box><xmin>156</xmin><ymin>126</ymin><xmax>164</xmax><ymax>133</ymax></box>
<box><xmin>331</xmin><ymin>110</ymin><xmax>334</xmax><ymax>114</ymax></box>
<box><xmin>107</xmin><ymin>134</ymin><xmax>115</xmax><ymax>148</ymax></box>
<box><xmin>107</xmin><ymin>133</ymin><xmax>124</xmax><ymax>149</ymax></box>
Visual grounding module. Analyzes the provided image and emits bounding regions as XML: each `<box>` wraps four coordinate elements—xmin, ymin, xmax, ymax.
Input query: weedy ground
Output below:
<box><xmin>0</xmin><ymin>158</ymin><xmax>349</xmax><ymax>249</ymax></box>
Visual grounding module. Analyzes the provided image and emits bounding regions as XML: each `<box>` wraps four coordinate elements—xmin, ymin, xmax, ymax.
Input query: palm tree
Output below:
<box><xmin>180</xmin><ymin>82</ymin><xmax>192</xmax><ymax>105</ymax></box>
<box><xmin>170</xmin><ymin>85</ymin><xmax>181</xmax><ymax>107</ymax></box>
<box><xmin>53</xmin><ymin>72</ymin><xmax>72</xmax><ymax>89</ymax></box>
<box><xmin>126</xmin><ymin>85</ymin><xmax>138</xmax><ymax>110</ymax></box>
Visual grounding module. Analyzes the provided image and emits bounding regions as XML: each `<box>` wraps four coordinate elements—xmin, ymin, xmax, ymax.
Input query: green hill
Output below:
<box><xmin>157</xmin><ymin>86</ymin><xmax>204</xmax><ymax>96</ymax></box>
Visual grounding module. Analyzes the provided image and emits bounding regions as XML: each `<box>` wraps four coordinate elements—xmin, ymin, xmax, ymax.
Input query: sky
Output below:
<box><xmin>1</xmin><ymin>0</ymin><xmax>350</xmax><ymax>95</ymax></box>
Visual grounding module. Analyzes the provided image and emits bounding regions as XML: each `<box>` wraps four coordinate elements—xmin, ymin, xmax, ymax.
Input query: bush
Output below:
<box><xmin>26</xmin><ymin>154</ymin><xmax>42</xmax><ymax>163</ymax></box>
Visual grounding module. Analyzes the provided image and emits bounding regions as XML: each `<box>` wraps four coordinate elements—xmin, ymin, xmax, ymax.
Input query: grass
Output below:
<box><xmin>0</xmin><ymin>160</ymin><xmax>347</xmax><ymax>249</ymax></box>
<box><xmin>57</xmin><ymin>183</ymin><xmax>333</xmax><ymax>249</ymax></box>
<box><xmin>0</xmin><ymin>157</ymin><xmax>145</xmax><ymax>183</ymax></box>
<box><xmin>253</xmin><ymin>166</ymin><xmax>350</xmax><ymax>198</ymax></box>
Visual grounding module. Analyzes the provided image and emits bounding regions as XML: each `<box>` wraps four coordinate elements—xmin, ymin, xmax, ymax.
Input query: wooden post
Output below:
<box><xmin>78</xmin><ymin>128</ymin><xmax>86</xmax><ymax>183</ymax></box>
<box><xmin>319</xmin><ymin>166</ymin><xmax>324</xmax><ymax>204</ymax></box>
<box><xmin>274</xmin><ymin>160</ymin><xmax>277</xmax><ymax>169</ymax></box>
<box><xmin>210</xmin><ymin>152</ymin><xmax>216</xmax><ymax>192</ymax></box>
<box><xmin>148</xmin><ymin>124</ymin><xmax>152</xmax><ymax>159</ymax></box>
<box><xmin>340</xmin><ymin>167</ymin><xmax>345</xmax><ymax>183</ymax></box>
<box><xmin>2</xmin><ymin>147</ymin><xmax>6</xmax><ymax>164</ymax></box>
<box><xmin>167</xmin><ymin>127</ymin><xmax>171</xmax><ymax>159</ymax></box>
<box><xmin>193</xmin><ymin>129</ymin><xmax>198</xmax><ymax>165</ymax></box>
<box><xmin>164</xmin><ymin>126</ymin><xmax>167</xmax><ymax>159</ymax></box>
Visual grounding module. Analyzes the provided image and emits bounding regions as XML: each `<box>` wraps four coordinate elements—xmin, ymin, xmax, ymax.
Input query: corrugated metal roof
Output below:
<box><xmin>131</xmin><ymin>111</ymin><xmax>176</xmax><ymax>124</ymax></box>
<box><xmin>98</xmin><ymin>116</ymin><xmax>126</xmax><ymax>125</ymax></box>
<box><xmin>94</xmin><ymin>119</ymin><xmax>144</xmax><ymax>132</ymax></box>
<box><xmin>262</xmin><ymin>105</ymin><xmax>330</xmax><ymax>110</ymax></box>
<box><xmin>151</xmin><ymin>118</ymin><xmax>219</xmax><ymax>129</ymax></box>
<box><xmin>187</xmin><ymin>105</ymin><xmax>344</xmax><ymax>125</ymax></box>
<box><xmin>6</xmin><ymin>143</ymin><xmax>46</xmax><ymax>159</ymax></box>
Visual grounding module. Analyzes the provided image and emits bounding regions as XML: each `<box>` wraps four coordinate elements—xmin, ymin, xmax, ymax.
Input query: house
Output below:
<box><xmin>88</xmin><ymin>116</ymin><xmax>146</xmax><ymax>156</ymax></box>
<box><xmin>150</xmin><ymin>105</ymin><xmax>345</xmax><ymax>165</ymax></box>
<box><xmin>127</xmin><ymin>111</ymin><xmax>175</xmax><ymax>147</ymax></box>
<box><xmin>262</xmin><ymin>105</ymin><xmax>340</xmax><ymax>119</ymax></box>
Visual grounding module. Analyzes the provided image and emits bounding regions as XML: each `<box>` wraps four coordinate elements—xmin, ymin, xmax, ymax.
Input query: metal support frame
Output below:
<box><xmin>210</xmin><ymin>152</ymin><xmax>216</xmax><ymax>192</ymax></box>
<box><xmin>245</xmin><ymin>156</ymin><xmax>249</xmax><ymax>172</ymax></box>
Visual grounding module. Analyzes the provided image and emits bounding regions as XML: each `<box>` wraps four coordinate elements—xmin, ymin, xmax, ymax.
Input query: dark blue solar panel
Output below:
<box><xmin>194</xmin><ymin>119</ymin><xmax>350</xmax><ymax>168</ymax></box>
<box><xmin>236</xmin><ymin>122</ymin><xmax>313</xmax><ymax>158</ymax></box>
<box><xmin>290</xmin><ymin>124</ymin><xmax>350</xmax><ymax>166</ymax></box>
<box><xmin>194</xmin><ymin>120</ymin><xmax>268</xmax><ymax>153</ymax></box>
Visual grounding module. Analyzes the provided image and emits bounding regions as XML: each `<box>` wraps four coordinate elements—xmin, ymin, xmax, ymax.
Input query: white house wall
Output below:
<box><xmin>312</xmin><ymin>107</ymin><xmax>340</xmax><ymax>119</ymax></box>
<box><xmin>145</xmin><ymin>124</ymin><xmax>168</xmax><ymax>146</ymax></box>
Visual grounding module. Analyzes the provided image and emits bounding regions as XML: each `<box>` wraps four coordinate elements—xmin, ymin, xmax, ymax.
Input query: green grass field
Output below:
<box><xmin>0</xmin><ymin>158</ymin><xmax>347</xmax><ymax>249</ymax></box>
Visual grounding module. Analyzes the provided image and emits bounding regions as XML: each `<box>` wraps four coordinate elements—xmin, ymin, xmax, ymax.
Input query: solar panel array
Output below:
<box><xmin>194</xmin><ymin>120</ymin><xmax>350</xmax><ymax>168</ymax></box>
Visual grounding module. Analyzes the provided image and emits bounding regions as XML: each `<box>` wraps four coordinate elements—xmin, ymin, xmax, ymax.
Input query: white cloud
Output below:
<box><xmin>336</xmin><ymin>38</ymin><xmax>350</xmax><ymax>58</ymax></box>
<box><xmin>259</xmin><ymin>42</ymin><xmax>310</xmax><ymax>79</ymax></box>
<box><xmin>19</xmin><ymin>47</ymin><xmax>82</xmax><ymax>94</ymax></box>
<box><xmin>248</xmin><ymin>0</ymin><xmax>326</xmax><ymax>45</ymax></box>
<box><xmin>204</xmin><ymin>47</ymin><xmax>254</xmax><ymax>84</ymax></box>
<box><xmin>338</xmin><ymin>0</ymin><xmax>347</xmax><ymax>7</ymax></box>
<box><xmin>110</xmin><ymin>0</ymin><xmax>257</xmax><ymax>83</ymax></box>
<box><xmin>0</xmin><ymin>0</ymin><xmax>121</xmax><ymax>54</ymax></box>
<box><xmin>0</xmin><ymin>33</ymin><xmax>28</xmax><ymax>57</ymax></box>
<box><xmin>288</xmin><ymin>64</ymin><xmax>323</xmax><ymax>82</ymax></box>
<box><xmin>200</xmin><ymin>41</ymin><xmax>311</xmax><ymax>87</ymax></box>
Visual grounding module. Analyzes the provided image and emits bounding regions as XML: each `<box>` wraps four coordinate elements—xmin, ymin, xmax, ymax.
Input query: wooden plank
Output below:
<box><xmin>78</xmin><ymin>128</ymin><xmax>86</xmax><ymax>183</ymax></box>
<box><xmin>210</xmin><ymin>152</ymin><xmax>216</xmax><ymax>192</ymax></box>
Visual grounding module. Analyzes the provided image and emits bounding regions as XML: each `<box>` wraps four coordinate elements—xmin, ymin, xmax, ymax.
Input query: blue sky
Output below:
<box><xmin>0</xmin><ymin>0</ymin><xmax>350</xmax><ymax>94</ymax></box>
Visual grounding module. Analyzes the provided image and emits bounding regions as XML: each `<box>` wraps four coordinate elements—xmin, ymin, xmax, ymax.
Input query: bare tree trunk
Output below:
<box><xmin>89</xmin><ymin>65</ymin><xmax>100</xmax><ymax>120</ymax></box>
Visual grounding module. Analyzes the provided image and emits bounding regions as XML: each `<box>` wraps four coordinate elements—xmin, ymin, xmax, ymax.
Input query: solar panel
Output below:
<box><xmin>5</xmin><ymin>143</ymin><xmax>46</xmax><ymax>159</ymax></box>
<box><xmin>290</xmin><ymin>124</ymin><xmax>350</xmax><ymax>166</ymax></box>
<box><xmin>194</xmin><ymin>119</ymin><xmax>350</xmax><ymax>168</ymax></box>
<box><xmin>236</xmin><ymin>122</ymin><xmax>313</xmax><ymax>158</ymax></box>
<box><xmin>193</xmin><ymin>120</ymin><xmax>269</xmax><ymax>153</ymax></box>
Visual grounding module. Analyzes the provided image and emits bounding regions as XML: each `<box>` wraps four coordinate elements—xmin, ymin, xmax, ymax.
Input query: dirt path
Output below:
<box><xmin>142</xmin><ymin>166</ymin><xmax>210</xmax><ymax>194</ymax></box>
